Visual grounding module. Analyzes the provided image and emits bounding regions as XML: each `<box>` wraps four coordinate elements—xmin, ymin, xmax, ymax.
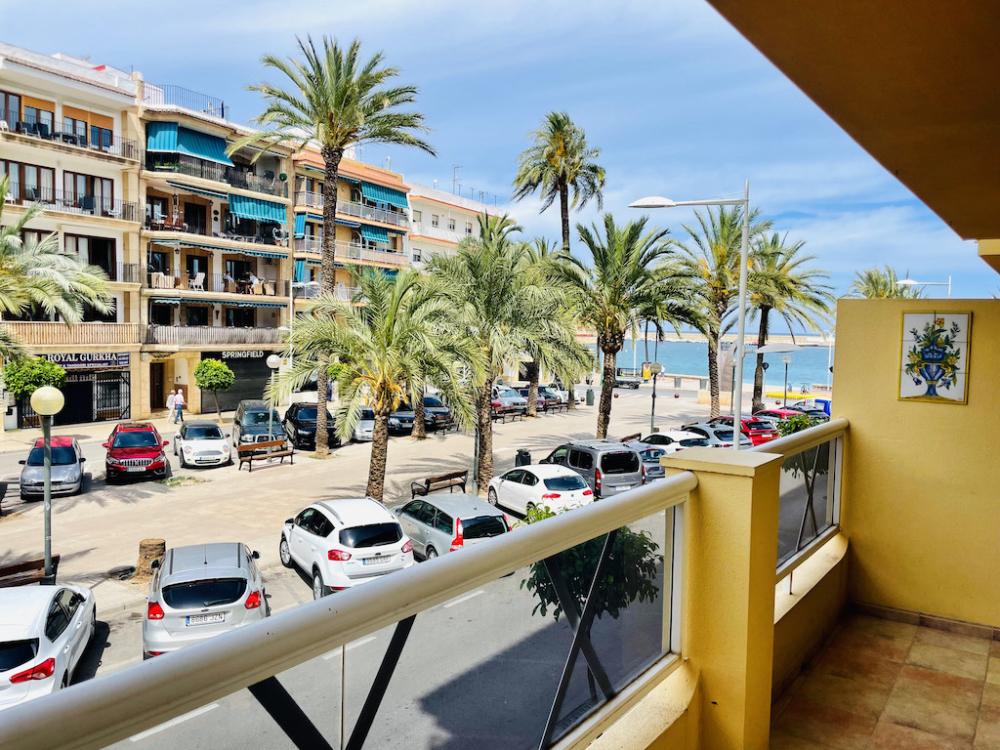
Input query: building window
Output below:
<box><xmin>149</xmin><ymin>304</ymin><xmax>172</xmax><ymax>325</ymax></box>
<box><xmin>413</xmin><ymin>251</ymin><xmax>422</xmax><ymax>263</ymax></box>
<box><xmin>66</xmin><ymin>235</ymin><xmax>116</xmax><ymax>280</ymax></box>
<box><xmin>413</xmin><ymin>209</ymin><xmax>422</xmax><ymax>223</ymax></box>
<box><xmin>90</xmin><ymin>125</ymin><xmax>113</xmax><ymax>152</ymax></box>
<box><xmin>431</xmin><ymin>214</ymin><xmax>439</xmax><ymax>228</ymax></box>
<box><xmin>63</xmin><ymin>171</ymin><xmax>114</xmax><ymax>213</ymax></box>
<box><xmin>225</xmin><ymin>307</ymin><xmax>256</xmax><ymax>327</ymax></box>
<box><xmin>185</xmin><ymin>254</ymin><xmax>209</xmax><ymax>281</ymax></box>
<box><xmin>185</xmin><ymin>306</ymin><xmax>209</xmax><ymax>326</ymax></box>
<box><xmin>22</xmin><ymin>105</ymin><xmax>53</xmax><ymax>131</ymax></box>
<box><xmin>465</xmin><ymin>222</ymin><xmax>473</xmax><ymax>235</ymax></box>
<box><xmin>0</xmin><ymin>89</ymin><xmax>21</xmax><ymax>124</ymax></box>
<box><xmin>448</xmin><ymin>218</ymin><xmax>456</xmax><ymax>231</ymax></box>
<box><xmin>63</xmin><ymin>116</ymin><xmax>87</xmax><ymax>140</ymax></box>
<box><xmin>1</xmin><ymin>160</ymin><xmax>55</xmax><ymax>202</ymax></box>
<box><xmin>81</xmin><ymin>302</ymin><xmax>116</xmax><ymax>323</ymax></box>
<box><xmin>22</xmin><ymin>229</ymin><xmax>44</xmax><ymax>247</ymax></box>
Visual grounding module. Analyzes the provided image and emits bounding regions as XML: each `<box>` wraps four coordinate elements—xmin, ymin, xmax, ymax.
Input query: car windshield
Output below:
<box><xmin>359</xmin><ymin>408</ymin><xmax>375</xmax><ymax>420</ymax></box>
<box><xmin>243</xmin><ymin>410</ymin><xmax>281</xmax><ymax>425</ymax></box>
<box><xmin>462</xmin><ymin>515</ymin><xmax>507</xmax><ymax>540</ymax></box>
<box><xmin>714</xmin><ymin>430</ymin><xmax>735</xmax><ymax>441</ymax></box>
<box><xmin>423</xmin><ymin>396</ymin><xmax>444</xmax><ymax>407</ymax></box>
<box><xmin>26</xmin><ymin>446</ymin><xmax>76</xmax><ymax>466</ymax></box>
<box><xmin>162</xmin><ymin>578</ymin><xmax>247</xmax><ymax>609</ymax></box>
<box><xmin>639</xmin><ymin>448</ymin><xmax>666</xmax><ymax>462</ymax></box>
<box><xmin>601</xmin><ymin>452</ymin><xmax>640</xmax><ymax>474</ymax></box>
<box><xmin>294</xmin><ymin>408</ymin><xmax>333</xmax><ymax>422</ymax></box>
<box><xmin>642</xmin><ymin>435</ymin><xmax>668</xmax><ymax>445</ymax></box>
<box><xmin>680</xmin><ymin>438</ymin><xmax>710</xmax><ymax>448</ymax></box>
<box><xmin>112</xmin><ymin>431</ymin><xmax>158</xmax><ymax>449</ymax></box>
<box><xmin>185</xmin><ymin>426</ymin><xmax>223</xmax><ymax>440</ymax></box>
<box><xmin>542</xmin><ymin>475</ymin><xmax>588</xmax><ymax>491</ymax></box>
<box><xmin>339</xmin><ymin>523</ymin><xmax>402</xmax><ymax>549</ymax></box>
<box><xmin>498</xmin><ymin>389</ymin><xmax>518</xmax><ymax>398</ymax></box>
<box><xmin>0</xmin><ymin>639</ymin><xmax>38</xmax><ymax>671</ymax></box>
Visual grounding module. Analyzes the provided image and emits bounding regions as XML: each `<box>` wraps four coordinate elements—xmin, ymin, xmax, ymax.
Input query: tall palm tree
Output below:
<box><xmin>269</xmin><ymin>268</ymin><xmax>476</xmax><ymax>501</ymax></box>
<box><xmin>847</xmin><ymin>266</ymin><xmax>923</xmax><ymax>299</ymax></box>
<box><xmin>428</xmin><ymin>214</ymin><xmax>579</xmax><ymax>489</ymax></box>
<box><xmin>749</xmin><ymin>233</ymin><xmax>835</xmax><ymax>411</ymax></box>
<box><xmin>233</xmin><ymin>36</ymin><xmax>436</xmax><ymax>456</ymax></box>
<box><xmin>675</xmin><ymin>206</ymin><xmax>772</xmax><ymax>418</ymax></box>
<box><xmin>557</xmin><ymin>214</ymin><xmax>702</xmax><ymax>439</ymax></box>
<box><xmin>0</xmin><ymin>177</ymin><xmax>113</xmax><ymax>360</ymax></box>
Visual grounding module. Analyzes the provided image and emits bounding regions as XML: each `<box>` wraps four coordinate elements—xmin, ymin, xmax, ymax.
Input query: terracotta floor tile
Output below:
<box><xmin>843</xmin><ymin>614</ymin><xmax>919</xmax><ymax>642</ymax></box>
<box><xmin>987</xmin><ymin>658</ymin><xmax>1000</xmax><ymax>686</ymax></box>
<box><xmin>798</xmin><ymin>669</ymin><xmax>893</xmax><ymax>719</ymax></box>
<box><xmin>770</xmin><ymin>729</ymin><xmax>838</xmax><ymax>749</ymax></box>
<box><xmin>833</xmin><ymin>627</ymin><xmax>912</xmax><ymax>663</ymax></box>
<box><xmin>882</xmin><ymin>664</ymin><xmax>984</xmax><ymax>739</ymax></box>
<box><xmin>916</xmin><ymin>627</ymin><xmax>992</xmax><ymax>656</ymax></box>
<box><xmin>871</xmin><ymin>720</ymin><xmax>974</xmax><ymax>749</ymax></box>
<box><xmin>991</xmin><ymin>641</ymin><xmax>1000</xmax><ymax>659</ymax></box>
<box><xmin>982</xmin><ymin>683</ymin><xmax>1000</xmax><ymax>709</ymax></box>
<box><xmin>975</xmin><ymin>704</ymin><xmax>1000</xmax><ymax>749</ymax></box>
<box><xmin>772</xmin><ymin>697</ymin><xmax>877</xmax><ymax>750</ymax></box>
<box><xmin>907</xmin><ymin>642</ymin><xmax>989</xmax><ymax>681</ymax></box>
<box><xmin>812</xmin><ymin>645</ymin><xmax>904</xmax><ymax>689</ymax></box>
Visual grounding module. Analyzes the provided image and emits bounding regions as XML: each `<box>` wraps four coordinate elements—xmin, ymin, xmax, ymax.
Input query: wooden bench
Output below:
<box><xmin>410</xmin><ymin>470</ymin><xmax>469</xmax><ymax>499</ymax></box>
<box><xmin>237</xmin><ymin>440</ymin><xmax>294</xmax><ymax>472</ymax></box>
<box><xmin>492</xmin><ymin>408</ymin><xmax>523</xmax><ymax>424</ymax></box>
<box><xmin>0</xmin><ymin>555</ymin><xmax>60</xmax><ymax>588</ymax></box>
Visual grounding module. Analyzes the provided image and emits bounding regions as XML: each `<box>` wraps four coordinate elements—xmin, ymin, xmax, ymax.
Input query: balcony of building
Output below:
<box><xmin>2</xmin><ymin>186</ymin><xmax>140</xmax><ymax>223</ymax></box>
<box><xmin>142</xmin><ymin>83</ymin><xmax>228</xmax><ymax>120</ymax></box>
<box><xmin>0</xmin><ymin>321</ymin><xmax>141</xmax><ymax>347</ymax></box>
<box><xmin>144</xmin><ymin>324</ymin><xmax>285</xmax><ymax>348</ymax></box>
<box><xmin>1</xmin><ymin>108</ymin><xmax>141</xmax><ymax>161</ymax></box>
<box><xmin>292</xmin><ymin>237</ymin><xmax>408</xmax><ymax>267</ymax></box>
<box><xmin>295</xmin><ymin>190</ymin><xmax>409</xmax><ymax>228</ymax></box>
<box><xmin>145</xmin><ymin>238</ymin><xmax>290</xmax><ymax>301</ymax></box>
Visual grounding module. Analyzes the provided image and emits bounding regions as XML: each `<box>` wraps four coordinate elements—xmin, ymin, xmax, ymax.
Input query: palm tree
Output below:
<box><xmin>427</xmin><ymin>214</ymin><xmax>580</xmax><ymax>490</ymax></box>
<box><xmin>269</xmin><ymin>268</ymin><xmax>476</xmax><ymax>501</ymax></box>
<box><xmin>233</xmin><ymin>36</ymin><xmax>436</xmax><ymax>456</ymax></box>
<box><xmin>0</xmin><ymin>177</ymin><xmax>113</xmax><ymax>360</ymax></box>
<box><xmin>749</xmin><ymin>233</ymin><xmax>835</xmax><ymax>411</ymax></box>
<box><xmin>847</xmin><ymin>266</ymin><xmax>923</xmax><ymax>299</ymax></box>
<box><xmin>675</xmin><ymin>206</ymin><xmax>772</xmax><ymax>418</ymax></box>
<box><xmin>557</xmin><ymin>214</ymin><xmax>702</xmax><ymax>439</ymax></box>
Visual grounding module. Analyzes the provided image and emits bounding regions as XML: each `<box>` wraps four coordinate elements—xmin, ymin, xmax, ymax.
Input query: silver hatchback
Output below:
<box><xmin>142</xmin><ymin>543</ymin><xmax>267</xmax><ymax>659</ymax></box>
<box><xmin>394</xmin><ymin>494</ymin><xmax>509</xmax><ymax>560</ymax></box>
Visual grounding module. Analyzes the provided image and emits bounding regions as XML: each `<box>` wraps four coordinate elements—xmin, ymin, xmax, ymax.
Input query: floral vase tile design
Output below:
<box><xmin>899</xmin><ymin>312</ymin><xmax>971</xmax><ymax>404</ymax></box>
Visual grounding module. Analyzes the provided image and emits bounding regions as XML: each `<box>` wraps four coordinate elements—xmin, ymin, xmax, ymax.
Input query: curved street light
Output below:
<box><xmin>897</xmin><ymin>276</ymin><xmax>952</xmax><ymax>298</ymax></box>
<box><xmin>30</xmin><ymin>386</ymin><xmax>65</xmax><ymax>583</ymax></box>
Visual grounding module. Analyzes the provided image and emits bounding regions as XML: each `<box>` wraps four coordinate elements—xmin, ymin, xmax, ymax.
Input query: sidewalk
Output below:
<box><xmin>0</xmin><ymin>412</ymin><xmax>183</xmax><ymax>455</ymax></box>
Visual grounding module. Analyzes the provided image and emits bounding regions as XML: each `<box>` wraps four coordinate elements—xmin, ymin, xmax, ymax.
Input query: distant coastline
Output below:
<box><xmin>576</xmin><ymin>331</ymin><xmax>834</xmax><ymax>347</ymax></box>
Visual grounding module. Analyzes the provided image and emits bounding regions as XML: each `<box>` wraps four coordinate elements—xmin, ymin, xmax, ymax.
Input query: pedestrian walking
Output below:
<box><xmin>165</xmin><ymin>389</ymin><xmax>176</xmax><ymax>418</ymax></box>
<box><xmin>173</xmin><ymin>388</ymin><xmax>186</xmax><ymax>424</ymax></box>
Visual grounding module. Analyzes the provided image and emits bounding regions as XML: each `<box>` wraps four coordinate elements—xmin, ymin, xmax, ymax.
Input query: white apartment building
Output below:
<box><xmin>407</xmin><ymin>183</ymin><xmax>499</xmax><ymax>266</ymax></box>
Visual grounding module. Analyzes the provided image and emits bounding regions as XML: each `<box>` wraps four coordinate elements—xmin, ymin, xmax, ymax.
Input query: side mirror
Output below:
<box><xmin>150</xmin><ymin>559</ymin><xmax>161</xmax><ymax>570</ymax></box>
<box><xmin>79</xmin><ymin>457</ymin><xmax>86</xmax><ymax>464</ymax></box>
<box><xmin>285</xmin><ymin>518</ymin><xmax>294</xmax><ymax>526</ymax></box>
<box><xmin>162</xmin><ymin>441</ymin><xmax>169</xmax><ymax>447</ymax></box>
<box><xmin>252</xmin><ymin>550</ymin><xmax>260</xmax><ymax>560</ymax></box>
<box><xmin>224</xmin><ymin>433</ymin><xmax>231</xmax><ymax>438</ymax></box>
<box><xmin>18</xmin><ymin>459</ymin><xmax>25</xmax><ymax>465</ymax></box>
<box><xmin>393</xmin><ymin>507</ymin><xmax>402</xmax><ymax>515</ymax></box>
<box><xmin>102</xmin><ymin>442</ymin><xmax>109</xmax><ymax>449</ymax></box>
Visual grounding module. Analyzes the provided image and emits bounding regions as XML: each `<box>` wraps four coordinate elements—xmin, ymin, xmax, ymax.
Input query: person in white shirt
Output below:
<box><xmin>173</xmin><ymin>389</ymin><xmax>186</xmax><ymax>424</ymax></box>
<box><xmin>165</xmin><ymin>390</ymin><xmax>176</xmax><ymax>417</ymax></box>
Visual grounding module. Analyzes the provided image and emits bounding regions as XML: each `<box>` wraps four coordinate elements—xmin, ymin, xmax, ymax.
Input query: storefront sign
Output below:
<box><xmin>219</xmin><ymin>350</ymin><xmax>266</xmax><ymax>360</ymax></box>
<box><xmin>45</xmin><ymin>352</ymin><xmax>131</xmax><ymax>371</ymax></box>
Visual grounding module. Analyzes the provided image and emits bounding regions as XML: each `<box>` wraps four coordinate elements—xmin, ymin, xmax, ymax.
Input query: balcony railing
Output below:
<box><xmin>146</xmin><ymin>155</ymin><xmax>286</xmax><ymax>197</ymax></box>
<box><xmin>3</xmin><ymin>188</ymin><xmax>140</xmax><ymax>222</ymax></box>
<box><xmin>293</xmin><ymin>238</ymin><xmax>409</xmax><ymax>267</ymax></box>
<box><xmin>0</xmin><ymin>464</ymin><xmax>693</xmax><ymax>750</ymax></box>
<box><xmin>292</xmin><ymin>284</ymin><xmax>360</xmax><ymax>301</ymax></box>
<box><xmin>1</xmin><ymin>321</ymin><xmax>141</xmax><ymax>346</ymax></box>
<box><xmin>142</xmin><ymin>83</ymin><xmax>227</xmax><ymax>120</ymax></box>
<box><xmin>1</xmin><ymin>110</ymin><xmax>141</xmax><ymax>160</ymax></box>
<box><xmin>144</xmin><ymin>216</ymin><xmax>289</xmax><ymax>248</ymax></box>
<box><xmin>294</xmin><ymin>191</ymin><xmax>409</xmax><ymax>227</ymax></box>
<box><xmin>91</xmin><ymin>262</ymin><xmax>141</xmax><ymax>284</ymax></box>
<box><xmin>146</xmin><ymin>272</ymin><xmax>289</xmax><ymax>297</ymax></box>
<box><xmin>145</xmin><ymin>325</ymin><xmax>286</xmax><ymax>346</ymax></box>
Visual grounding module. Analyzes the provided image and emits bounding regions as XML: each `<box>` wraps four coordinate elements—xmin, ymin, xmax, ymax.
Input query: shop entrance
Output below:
<box><xmin>150</xmin><ymin>362</ymin><xmax>166</xmax><ymax>410</ymax></box>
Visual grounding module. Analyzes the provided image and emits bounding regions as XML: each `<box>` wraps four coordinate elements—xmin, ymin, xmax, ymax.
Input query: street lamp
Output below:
<box><xmin>630</xmin><ymin>182</ymin><xmax>751</xmax><ymax>450</ymax></box>
<box><xmin>266</xmin><ymin>354</ymin><xmax>282</xmax><ymax>441</ymax></box>
<box><xmin>647</xmin><ymin>362</ymin><xmax>663</xmax><ymax>434</ymax></box>
<box><xmin>30</xmin><ymin>386</ymin><xmax>64</xmax><ymax>584</ymax></box>
<box><xmin>897</xmin><ymin>276</ymin><xmax>952</xmax><ymax>298</ymax></box>
<box><xmin>782</xmin><ymin>356</ymin><xmax>793</xmax><ymax>407</ymax></box>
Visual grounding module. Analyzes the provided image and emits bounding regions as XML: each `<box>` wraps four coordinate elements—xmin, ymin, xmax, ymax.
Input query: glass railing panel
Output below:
<box><xmin>777</xmin><ymin>438</ymin><xmax>838</xmax><ymax>566</ymax></box>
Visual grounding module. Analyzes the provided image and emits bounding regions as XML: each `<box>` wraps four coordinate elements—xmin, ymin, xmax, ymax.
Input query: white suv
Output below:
<box><xmin>279</xmin><ymin>499</ymin><xmax>414</xmax><ymax>600</ymax></box>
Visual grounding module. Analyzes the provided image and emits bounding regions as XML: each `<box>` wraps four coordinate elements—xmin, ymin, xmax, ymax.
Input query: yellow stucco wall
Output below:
<box><xmin>835</xmin><ymin>298</ymin><xmax>1000</xmax><ymax>626</ymax></box>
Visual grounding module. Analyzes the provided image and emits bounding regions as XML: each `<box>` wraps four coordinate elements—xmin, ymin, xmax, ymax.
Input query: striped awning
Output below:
<box><xmin>165</xmin><ymin>181</ymin><xmax>228</xmax><ymax>200</ymax></box>
<box><xmin>239</xmin><ymin>248</ymin><xmax>287</xmax><ymax>259</ymax></box>
<box><xmin>148</xmin><ymin>238</ymin><xmax>286</xmax><ymax>257</ymax></box>
<box><xmin>151</xmin><ymin>298</ymin><xmax>181</xmax><ymax>305</ymax></box>
<box><xmin>303</xmin><ymin>166</ymin><xmax>359</xmax><ymax>184</ymax></box>
<box><xmin>360</xmin><ymin>181</ymin><xmax>408</xmax><ymax>209</ymax></box>
<box><xmin>360</xmin><ymin>225</ymin><xmax>389</xmax><ymax>244</ymax></box>
<box><xmin>229</xmin><ymin>194</ymin><xmax>287</xmax><ymax>225</ymax></box>
<box><xmin>146</xmin><ymin>122</ymin><xmax>234</xmax><ymax>166</ymax></box>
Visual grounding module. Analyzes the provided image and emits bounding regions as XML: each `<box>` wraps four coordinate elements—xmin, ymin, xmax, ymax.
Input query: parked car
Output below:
<box><xmin>279</xmin><ymin>498</ymin><xmax>414</xmax><ymax>599</ymax></box>
<box><xmin>752</xmin><ymin>408</ymin><xmax>804</xmax><ymax>425</ymax></box>
<box><xmin>492</xmin><ymin>386</ymin><xmax>528</xmax><ymax>414</ymax></box>
<box><xmin>388</xmin><ymin>402</ymin><xmax>415</xmax><ymax>433</ymax></box>
<box><xmin>281</xmin><ymin>402</ymin><xmax>339</xmax><ymax>449</ymax></box>
<box><xmin>788</xmin><ymin>401</ymin><xmax>831</xmax><ymax>420</ymax></box>
<box><xmin>19</xmin><ymin>437</ymin><xmax>85</xmax><ymax>500</ymax></box>
<box><xmin>172</xmin><ymin>420</ymin><xmax>231</xmax><ymax>468</ymax></box>
<box><xmin>639</xmin><ymin>430</ymin><xmax>711</xmax><ymax>452</ymax></box>
<box><xmin>540</xmin><ymin>440</ymin><xmax>644</xmax><ymax>498</ymax></box>
<box><xmin>354</xmin><ymin>408</ymin><xmax>375</xmax><ymax>442</ymax></box>
<box><xmin>488</xmin><ymin>464</ymin><xmax>595</xmax><ymax>514</ymax></box>
<box><xmin>538</xmin><ymin>386</ymin><xmax>566</xmax><ymax>405</ymax></box>
<box><xmin>421</xmin><ymin>395</ymin><xmax>455</xmax><ymax>430</ymax></box>
<box><xmin>517</xmin><ymin>389</ymin><xmax>547</xmax><ymax>412</ymax></box>
<box><xmin>0</xmin><ymin>585</ymin><xmax>96</xmax><ymax>710</ymax></box>
<box><xmin>706</xmin><ymin>416</ymin><xmax>779</xmax><ymax>446</ymax></box>
<box><xmin>104</xmin><ymin>422</ymin><xmax>169</xmax><ymax>484</ymax></box>
<box><xmin>546</xmin><ymin>382</ymin><xmax>585</xmax><ymax>404</ymax></box>
<box><xmin>517</xmin><ymin>388</ymin><xmax>559</xmax><ymax>411</ymax></box>
<box><xmin>681</xmin><ymin>423</ymin><xmax>753</xmax><ymax>449</ymax></box>
<box><xmin>233</xmin><ymin>400</ymin><xmax>285</xmax><ymax>446</ymax></box>
<box><xmin>621</xmin><ymin>441</ymin><xmax>667</xmax><ymax>481</ymax></box>
<box><xmin>143</xmin><ymin>543</ymin><xmax>267</xmax><ymax>659</ymax></box>
<box><xmin>490</xmin><ymin>397</ymin><xmax>509</xmax><ymax>420</ymax></box>
<box><xmin>394</xmin><ymin>494</ymin><xmax>508</xmax><ymax>559</ymax></box>
<box><xmin>614</xmin><ymin>375</ymin><xmax>641</xmax><ymax>389</ymax></box>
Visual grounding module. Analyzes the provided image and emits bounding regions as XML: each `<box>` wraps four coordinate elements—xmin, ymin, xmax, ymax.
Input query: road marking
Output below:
<box><xmin>321</xmin><ymin>635</ymin><xmax>378</xmax><ymax>660</ymax></box>
<box><xmin>129</xmin><ymin>703</ymin><xmax>219</xmax><ymax>741</ymax></box>
<box><xmin>443</xmin><ymin>589</ymin><xmax>484</xmax><ymax>609</ymax></box>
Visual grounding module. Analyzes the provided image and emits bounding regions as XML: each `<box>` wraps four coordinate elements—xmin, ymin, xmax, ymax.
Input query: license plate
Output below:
<box><xmin>186</xmin><ymin>613</ymin><xmax>224</xmax><ymax>626</ymax></box>
<box><xmin>614</xmin><ymin>485</ymin><xmax>633</xmax><ymax>492</ymax></box>
<box><xmin>363</xmin><ymin>556</ymin><xmax>389</xmax><ymax>566</ymax></box>
<box><xmin>126</xmin><ymin>466</ymin><xmax>146</xmax><ymax>473</ymax></box>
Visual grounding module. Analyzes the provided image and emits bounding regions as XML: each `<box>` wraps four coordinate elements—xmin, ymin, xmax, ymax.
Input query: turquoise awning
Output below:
<box><xmin>229</xmin><ymin>194</ymin><xmax>287</xmax><ymax>225</ymax></box>
<box><xmin>360</xmin><ymin>181</ymin><xmax>408</xmax><ymax>209</ymax></box>
<box><xmin>146</xmin><ymin>122</ymin><xmax>234</xmax><ymax>166</ymax></box>
<box><xmin>303</xmin><ymin>166</ymin><xmax>359</xmax><ymax>184</ymax></box>
<box><xmin>165</xmin><ymin>181</ymin><xmax>228</xmax><ymax>200</ymax></box>
<box><xmin>239</xmin><ymin>248</ymin><xmax>287</xmax><ymax>259</ymax></box>
<box><xmin>294</xmin><ymin>214</ymin><xmax>306</xmax><ymax>239</ymax></box>
<box><xmin>146</xmin><ymin>122</ymin><xmax>178</xmax><ymax>152</ymax></box>
<box><xmin>294</xmin><ymin>260</ymin><xmax>306</xmax><ymax>282</ymax></box>
<box><xmin>360</xmin><ymin>225</ymin><xmax>389</xmax><ymax>244</ymax></box>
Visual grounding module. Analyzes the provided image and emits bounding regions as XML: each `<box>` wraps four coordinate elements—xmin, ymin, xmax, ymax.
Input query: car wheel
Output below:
<box><xmin>89</xmin><ymin>608</ymin><xmax>96</xmax><ymax>643</ymax></box>
<box><xmin>279</xmin><ymin>537</ymin><xmax>292</xmax><ymax>568</ymax></box>
<box><xmin>178</xmin><ymin>452</ymin><xmax>186</xmax><ymax>469</ymax></box>
<box><xmin>487</xmin><ymin>488</ymin><xmax>499</xmax><ymax>506</ymax></box>
<box><xmin>425</xmin><ymin>547</ymin><xmax>438</xmax><ymax>560</ymax></box>
<box><xmin>60</xmin><ymin>672</ymin><xmax>69</xmax><ymax>689</ymax></box>
<box><xmin>526</xmin><ymin>502</ymin><xmax>536</xmax><ymax>513</ymax></box>
<box><xmin>312</xmin><ymin>570</ymin><xmax>328</xmax><ymax>600</ymax></box>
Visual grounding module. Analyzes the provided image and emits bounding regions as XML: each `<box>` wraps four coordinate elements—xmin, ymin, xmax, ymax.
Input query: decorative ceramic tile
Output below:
<box><xmin>899</xmin><ymin>312</ymin><xmax>971</xmax><ymax>404</ymax></box>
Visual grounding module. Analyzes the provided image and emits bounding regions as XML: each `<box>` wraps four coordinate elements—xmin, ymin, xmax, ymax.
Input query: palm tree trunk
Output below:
<box><xmin>559</xmin><ymin>180</ymin><xmax>571</xmax><ymax>252</ymax></box>
<box><xmin>596</xmin><ymin>344</ymin><xmax>618</xmax><ymax>439</ymax></box>
<box><xmin>644</xmin><ymin>320</ymin><xmax>650</xmax><ymax>363</ymax></box>
<box><xmin>707</xmin><ymin>330</ymin><xmax>721</xmax><ymax>418</ymax></box>
<box><xmin>315</xmin><ymin>146</ymin><xmax>344</xmax><ymax>458</ymax></box>
<box><xmin>527</xmin><ymin>357</ymin><xmax>539</xmax><ymax>417</ymax></box>
<box><xmin>752</xmin><ymin>307</ymin><xmax>771</xmax><ymax>413</ymax></box>
<box><xmin>567</xmin><ymin>382</ymin><xmax>577</xmax><ymax>410</ymax></box>
<box><xmin>476</xmin><ymin>380</ymin><xmax>494</xmax><ymax>491</ymax></box>
<box><xmin>412</xmin><ymin>382</ymin><xmax>426</xmax><ymax>439</ymax></box>
<box><xmin>366</xmin><ymin>407</ymin><xmax>391</xmax><ymax>501</ymax></box>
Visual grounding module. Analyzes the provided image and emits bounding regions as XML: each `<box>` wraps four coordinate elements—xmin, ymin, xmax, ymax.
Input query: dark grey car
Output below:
<box><xmin>540</xmin><ymin>440</ymin><xmax>645</xmax><ymax>498</ymax></box>
<box><xmin>233</xmin><ymin>400</ymin><xmax>283</xmax><ymax>446</ymax></box>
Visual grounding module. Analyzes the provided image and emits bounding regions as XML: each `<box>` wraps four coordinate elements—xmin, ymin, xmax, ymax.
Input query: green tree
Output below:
<box><xmin>233</xmin><ymin>36</ymin><xmax>436</xmax><ymax>457</ymax></box>
<box><xmin>749</xmin><ymin>233</ymin><xmax>834</xmax><ymax>411</ymax></box>
<box><xmin>675</xmin><ymin>206</ymin><xmax>772</xmax><ymax>418</ymax></box>
<box><xmin>847</xmin><ymin>266</ymin><xmax>923</xmax><ymax>299</ymax></box>
<box><xmin>193</xmin><ymin>359</ymin><xmax>236</xmax><ymax>419</ymax></box>
<box><xmin>556</xmin><ymin>214</ymin><xmax>701</xmax><ymax>439</ymax></box>
<box><xmin>0</xmin><ymin>176</ymin><xmax>113</xmax><ymax>361</ymax></box>
<box><xmin>3</xmin><ymin>357</ymin><xmax>66</xmax><ymax>401</ymax></box>
<box><xmin>269</xmin><ymin>268</ymin><xmax>478</xmax><ymax>501</ymax></box>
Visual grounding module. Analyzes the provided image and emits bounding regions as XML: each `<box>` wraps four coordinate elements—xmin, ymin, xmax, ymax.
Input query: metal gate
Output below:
<box><xmin>18</xmin><ymin>370</ymin><xmax>131</xmax><ymax>427</ymax></box>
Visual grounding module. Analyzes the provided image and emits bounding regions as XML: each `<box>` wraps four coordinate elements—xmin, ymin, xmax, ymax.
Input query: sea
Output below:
<box><xmin>590</xmin><ymin>338</ymin><xmax>835</xmax><ymax>391</ymax></box>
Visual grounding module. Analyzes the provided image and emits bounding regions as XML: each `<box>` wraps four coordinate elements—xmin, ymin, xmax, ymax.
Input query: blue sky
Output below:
<box><xmin>1</xmin><ymin>0</ymin><xmax>987</xmax><ymax>298</ymax></box>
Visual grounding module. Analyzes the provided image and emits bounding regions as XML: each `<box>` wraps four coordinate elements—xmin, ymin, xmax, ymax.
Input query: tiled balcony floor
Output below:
<box><xmin>771</xmin><ymin>614</ymin><xmax>1000</xmax><ymax>749</ymax></box>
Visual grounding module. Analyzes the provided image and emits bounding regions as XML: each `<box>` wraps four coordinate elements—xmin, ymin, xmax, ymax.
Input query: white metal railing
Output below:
<box><xmin>293</xmin><ymin>238</ymin><xmax>409</xmax><ymax>266</ymax></box>
<box><xmin>0</xmin><ymin>471</ymin><xmax>696</xmax><ymax>750</ymax></box>
<box><xmin>293</xmin><ymin>191</ymin><xmax>409</xmax><ymax>227</ymax></box>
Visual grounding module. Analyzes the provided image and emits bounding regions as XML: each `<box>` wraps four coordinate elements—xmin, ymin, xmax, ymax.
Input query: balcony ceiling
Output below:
<box><xmin>704</xmin><ymin>0</ymin><xmax>1000</xmax><ymax>241</ymax></box>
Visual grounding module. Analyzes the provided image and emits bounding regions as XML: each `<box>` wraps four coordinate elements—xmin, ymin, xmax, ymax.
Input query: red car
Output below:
<box><xmin>705</xmin><ymin>416</ymin><xmax>779</xmax><ymax>446</ymax></box>
<box><xmin>104</xmin><ymin>422</ymin><xmax>169</xmax><ymax>483</ymax></box>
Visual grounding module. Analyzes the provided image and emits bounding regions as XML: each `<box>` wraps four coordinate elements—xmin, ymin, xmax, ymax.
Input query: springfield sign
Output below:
<box><xmin>220</xmin><ymin>350</ymin><xmax>265</xmax><ymax>360</ymax></box>
<box><xmin>45</xmin><ymin>352</ymin><xmax>130</xmax><ymax>371</ymax></box>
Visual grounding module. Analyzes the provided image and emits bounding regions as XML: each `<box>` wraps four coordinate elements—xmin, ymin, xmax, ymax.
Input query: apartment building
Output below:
<box><xmin>407</xmin><ymin>183</ymin><xmax>498</xmax><ymax>266</ymax></box>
